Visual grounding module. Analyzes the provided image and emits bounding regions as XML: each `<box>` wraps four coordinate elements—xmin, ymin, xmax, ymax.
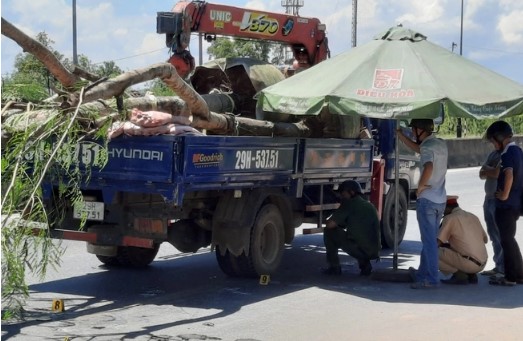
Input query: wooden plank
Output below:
<box><xmin>302</xmin><ymin>227</ymin><xmax>324</xmax><ymax>235</ymax></box>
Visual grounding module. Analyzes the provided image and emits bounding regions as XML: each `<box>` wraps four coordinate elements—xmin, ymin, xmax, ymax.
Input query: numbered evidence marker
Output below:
<box><xmin>52</xmin><ymin>299</ymin><xmax>64</xmax><ymax>312</ymax></box>
<box><xmin>259</xmin><ymin>275</ymin><xmax>270</xmax><ymax>285</ymax></box>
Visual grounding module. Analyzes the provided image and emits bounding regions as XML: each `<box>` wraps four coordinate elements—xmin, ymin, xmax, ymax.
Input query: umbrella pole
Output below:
<box><xmin>393</xmin><ymin>120</ymin><xmax>400</xmax><ymax>270</ymax></box>
<box><xmin>370</xmin><ymin>121</ymin><xmax>412</xmax><ymax>282</ymax></box>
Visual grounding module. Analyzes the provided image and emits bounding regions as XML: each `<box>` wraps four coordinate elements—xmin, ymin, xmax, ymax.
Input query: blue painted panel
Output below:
<box><xmin>43</xmin><ymin>135</ymin><xmax>375</xmax><ymax>206</ymax></box>
<box><xmin>85</xmin><ymin>135</ymin><xmax>177</xmax><ymax>183</ymax></box>
<box><xmin>182</xmin><ymin>136</ymin><xmax>297</xmax><ymax>178</ymax></box>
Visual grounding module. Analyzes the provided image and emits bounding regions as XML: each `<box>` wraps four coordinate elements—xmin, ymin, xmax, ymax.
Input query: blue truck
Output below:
<box><xmin>40</xmin><ymin>1</ymin><xmax>420</xmax><ymax>277</ymax></box>
<box><xmin>42</xmin><ymin>119</ymin><xmax>419</xmax><ymax>278</ymax></box>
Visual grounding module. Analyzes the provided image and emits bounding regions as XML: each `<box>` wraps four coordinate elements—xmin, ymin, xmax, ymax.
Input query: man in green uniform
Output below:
<box><xmin>322</xmin><ymin>180</ymin><xmax>381</xmax><ymax>276</ymax></box>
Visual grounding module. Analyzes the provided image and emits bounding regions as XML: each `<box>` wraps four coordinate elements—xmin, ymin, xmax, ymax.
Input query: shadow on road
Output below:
<box><xmin>3</xmin><ymin>233</ymin><xmax>522</xmax><ymax>340</ymax></box>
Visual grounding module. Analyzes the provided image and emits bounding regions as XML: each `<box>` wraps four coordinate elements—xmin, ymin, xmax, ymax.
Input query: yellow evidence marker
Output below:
<box><xmin>259</xmin><ymin>275</ymin><xmax>270</xmax><ymax>285</ymax></box>
<box><xmin>52</xmin><ymin>299</ymin><xmax>64</xmax><ymax>312</ymax></box>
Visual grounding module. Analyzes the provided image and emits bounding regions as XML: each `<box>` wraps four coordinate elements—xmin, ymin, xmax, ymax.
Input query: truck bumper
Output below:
<box><xmin>33</xmin><ymin>228</ymin><xmax>155</xmax><ymax>249</ymax></box>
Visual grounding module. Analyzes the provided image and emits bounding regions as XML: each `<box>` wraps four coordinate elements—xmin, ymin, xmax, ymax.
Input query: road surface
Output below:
<box><xmin>2</xmin><ymin>167</ymin><xmax>523</xmax><ymax>341</ymax></box>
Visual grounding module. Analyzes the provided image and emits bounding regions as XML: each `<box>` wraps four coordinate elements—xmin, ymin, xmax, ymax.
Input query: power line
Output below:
<box><xmin>466</xmin><ymin>45</ymin><xmax>523</xmax><ymax>56</ymax></box>
<box><xmin>91</xmin><ymin>48</ymin><xmax>165</xmax><ymax>66</ymax></box>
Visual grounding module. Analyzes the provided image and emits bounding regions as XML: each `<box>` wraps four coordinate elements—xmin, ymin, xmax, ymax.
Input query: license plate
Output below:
<box><xmin>73</xmin><ymin>201</ymin><xmax>104</xmax><ymax>221</ymax></box>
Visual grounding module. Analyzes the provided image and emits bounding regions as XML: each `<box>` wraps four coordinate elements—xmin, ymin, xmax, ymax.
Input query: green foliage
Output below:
<box><xmin>96</xmin><ymin>61</ymin><xmax>124</xmax><ymax>78</ymax></box>
<box><xmin>1</xmin><ymin>73</ymin><xmax>50</xmax><ymax>103</ymax></box>
<box><xmin>2</xmin><ymin>32</ymin><xmax>61</xmax><ymax>103</ymax></box>
<box><xmin>1</xmin><ymin>105</ymin><xmax>107</xmax><ymax>318</ymax></box>
<box><xmin>147</xmin><ymin>78</ymin><xmax>177</xmax><ymax>96</ymax></box>
<box><xmin>208</xmin><ymin>37</ymin><xmax>271</xmax><ymax>61</ymax></box>
<box><xmin>0</xmin><ymin>29</ymin><xmax>122</xmax><ymax>319</ymax></box>
<box><xmin>438</xmin><ymin>116</ymin><xmax>523</xmax><ymax>138</ymax></box>
<box><xmin>2</xmin><ymin>31</ymin><xmax>124</xmax><ymax>105</ymax></box>
<box><xmin>13</xmin><ymin>33</ymin><xmax>63</xmax><ymax>82</ymax></box>
<box><xmin>61</xmin><ymin>55</ymin><xmax>124</xmax><ymax>79</ymax></box>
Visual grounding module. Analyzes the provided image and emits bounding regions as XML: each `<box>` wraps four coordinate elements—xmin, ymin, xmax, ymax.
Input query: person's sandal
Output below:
<box><xmin>489</xmin><ymin>277</ymin><xmax>516</xmax><ymax>286</ymax></box>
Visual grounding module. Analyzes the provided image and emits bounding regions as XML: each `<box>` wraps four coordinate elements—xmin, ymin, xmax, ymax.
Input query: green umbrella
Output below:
<box><xmin>258</xmin><ymin>25</ymin><xmax>523</xmax><ymax>120</ymax></box>
<box><xmin>258</xmin><ymin>25</ymin><xmax>523</xmax><ymax>274</ymax></box>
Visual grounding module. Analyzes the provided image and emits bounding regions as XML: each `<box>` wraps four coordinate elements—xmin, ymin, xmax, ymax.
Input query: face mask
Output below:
<box><xmin>489</xmin><ymin>138</ymin><xmax>503</xmax><ymax>151</ymax></box>
<box><xmin>414</xmin><ymin>128</ymin><xmax>424</xmax><ymax>144</ymax></box>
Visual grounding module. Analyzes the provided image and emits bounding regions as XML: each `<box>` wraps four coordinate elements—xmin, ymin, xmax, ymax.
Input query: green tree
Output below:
<box><xmin>207</xmin><ymin>37</ymin><xmax>271</xmax><ymax>61</ymax></box>
<box><xmin>1</xmin><ymin>31</ymin><xmax>117</xmax><ymax>320</ymax></box>
<box><xmin>61</xmin><ymin>57</ymin><xmax>124</xmax><ymax>79</ymax></box>
<box><xmin>147</xmin><ymin>78</ymin><xmax>177</xmax><ymax>96</ymax></box>
<box><xmin>2</xmin><ymin>31</ymin><xmax>125</xmax><ymax>105</ymax></box>
<box><xmin>438</xmin><ymin>117</ymin><xmax>523</xmax><ymax>138</ymax></box>
<box><xmin>96</xmin><ymin>61</ymin><xmax>124</xmax><ymax>78</ymax></box>
<box><xmin>2</xmin><ymin>32</ymin><xmax>62</xmax><ymax>103</ymax></box>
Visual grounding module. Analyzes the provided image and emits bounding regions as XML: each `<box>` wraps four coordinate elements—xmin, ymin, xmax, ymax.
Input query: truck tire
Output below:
<box><xmin>215</xmin><ymin>204</ymin><xmax>285</xmax><ymax>278</ymax></box>
<box><xmin>116</xmin><ymin>244</ymin><xmax>160</xmax><ymax>268</ymax></box>
<box><xmin>238</xmin><ymin>203</ymin><xmax>285</xmax><ymax>277</ymax></box>
<box><xmin>381</xmin><ymin>185</ymin><xmax>408</xmax><ymax>249</ymax></box>
<box><xmin>96</xmin><ymin>255</ymin><xmax>121</xmax><ymax>266</ymax></box>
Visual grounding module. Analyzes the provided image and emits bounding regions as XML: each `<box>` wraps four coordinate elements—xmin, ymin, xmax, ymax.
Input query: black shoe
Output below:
<box><xmin>321</xmin><ymin>266</ymin><xmax>341</xmax><ymax>276</ymax></box>
<box><xmin>359</xmin><ymin>261</ymin><xmax>372</xmax><ymax>276</ymax></box>
<box><xmin>468</xmin><ymin>273</ymin><xmax>478</xmax><ymax>284</ymax></box>
<box><xmin>441</xmin><ymin>274</ymin><xmax>469</xmax><ymax>285</ymax></box>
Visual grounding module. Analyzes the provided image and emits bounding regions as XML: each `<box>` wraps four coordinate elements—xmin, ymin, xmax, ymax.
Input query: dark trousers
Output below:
<box><xmin>323</xmin><ymin>227</ymin><xmax>370</xmax><ymax>269</ymax></box>
<box><xmin>495</xmin><ymin>207</ymin><xmax>523</xmax><ymax>281</ymax></box>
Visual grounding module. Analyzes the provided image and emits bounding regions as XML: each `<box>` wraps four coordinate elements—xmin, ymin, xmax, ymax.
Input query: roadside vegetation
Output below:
<box><xmin>1</xmin><ymin>33</ymin><xmax>109</xmax><ymax>319</ymax></box>
<box><xmin>438</xmin><ymin>116</ymin><xmax>523</xmax><ymax>138</ymax></box>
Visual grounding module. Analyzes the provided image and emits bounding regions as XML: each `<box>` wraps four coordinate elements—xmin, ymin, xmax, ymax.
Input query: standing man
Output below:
<box><xmin>397</xmin><ymin>119</ymin><xmax>448</xmax><ymax>289</ymax></box>
<box><xmin>322</xmin><ymin>180</ymin><xmax>381</xmax><ymax>276</ymax></box>
<box><xmin>479</xmin><ymin>147</ymin><xmax>504</xmax><ymax>276</ymax></box>
<box><xmin>485</xmin><ymin>121</ymin><xmax>523</xmax><ymax>286</ymax></box>
<box><xmin>438</xmin><ymin>196</ymin><xmax>488</xmax><ymax>285</ymax></box>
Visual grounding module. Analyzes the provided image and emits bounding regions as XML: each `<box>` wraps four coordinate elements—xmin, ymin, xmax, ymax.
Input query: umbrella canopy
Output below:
<box><xmin>258</xmin><ymin>26</ymin><xmax>523</xmax><ymax>120</ymax></box>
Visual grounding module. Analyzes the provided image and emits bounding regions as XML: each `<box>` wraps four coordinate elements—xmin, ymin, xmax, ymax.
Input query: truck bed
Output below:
<box><xmin>44</xmin><ymin>135</ymin><xmax>374</xmax><ymax>206</ymax></box>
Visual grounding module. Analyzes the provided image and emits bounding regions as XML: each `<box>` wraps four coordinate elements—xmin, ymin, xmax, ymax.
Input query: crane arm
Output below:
<box><xmin>157</xmin><ymin>0</ymin><xmax>329</xmax><ymax>78</ymax></box>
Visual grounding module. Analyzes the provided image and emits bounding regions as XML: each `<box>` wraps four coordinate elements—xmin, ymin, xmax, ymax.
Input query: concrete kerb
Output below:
<box><xmin>445</xmin><ymin>135</ymin><xmax>522</xmax><ymax>169</ymax></box>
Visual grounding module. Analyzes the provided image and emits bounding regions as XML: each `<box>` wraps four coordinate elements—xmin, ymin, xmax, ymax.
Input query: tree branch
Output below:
<box><xmin>1</xmin><ymin>17</ymin><xmax>81</xmax><ymax>88</ymax></box>
<box><xmin>79</xmin><ymin>63</ymin><xmax>209</xmax><ymax>119</ymax></box>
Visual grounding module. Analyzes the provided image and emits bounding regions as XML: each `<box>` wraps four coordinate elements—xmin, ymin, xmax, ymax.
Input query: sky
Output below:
<box><xmin>1</xmin><ymin>0</ymin><xmax>523</xmax><ymax>84</ymax></box>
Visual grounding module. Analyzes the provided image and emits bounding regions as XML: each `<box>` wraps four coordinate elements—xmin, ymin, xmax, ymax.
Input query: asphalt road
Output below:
<box><xmin>2</xmin><ymin>167</ymin><xmax>523</xmax><ymax>341</ymax></box>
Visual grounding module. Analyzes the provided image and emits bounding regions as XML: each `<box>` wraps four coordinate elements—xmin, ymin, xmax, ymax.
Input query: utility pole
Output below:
<box><xmin>351</xmin><ymin>0</ymin><xmax>357</xmax><ymax>47</ymax></box>
<box><xmin>72</xmin><ymin>0</ymin><xmax>78</xmax><ymax>65</ymax></box>
<box><xmin>281</xmin><ymin>0</ymin><xmax>303</xmax><ymax>16</ymax></box>
<box><xmin>281</xmin><ymin>1</ymin><xmax>304</xmax><ymax>64</ymax></box>
<box><xmin>457</xmin><ymin>0</ymin><xmax>464</xmax><ymax>138</ymax></box>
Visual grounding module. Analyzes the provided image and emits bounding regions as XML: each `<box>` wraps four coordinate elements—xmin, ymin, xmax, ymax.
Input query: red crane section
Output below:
<box><xmin>157</xmin><ymin>1</ymin><xmax>330</xmax><ymax>78</ymax></box>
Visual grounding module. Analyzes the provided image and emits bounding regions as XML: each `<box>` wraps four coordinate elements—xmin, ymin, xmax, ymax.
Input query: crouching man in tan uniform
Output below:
<box><xmin>438</xmin><ymin>196</ymin><xmax>489</xmax><ymax>285</ymax></box>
